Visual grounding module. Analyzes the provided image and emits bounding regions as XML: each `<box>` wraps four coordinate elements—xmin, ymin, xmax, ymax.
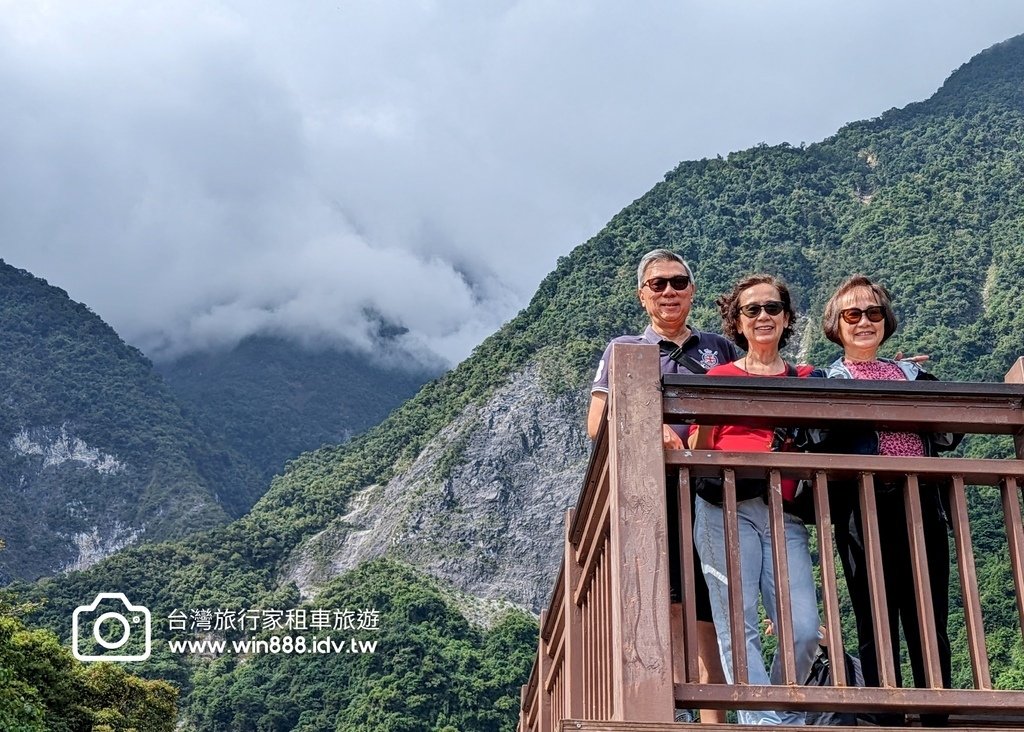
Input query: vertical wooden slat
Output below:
<box><xmin>537</xmin><ymin>610</ymin><xmax>551</xmax><ymax>732</ymax></box>
<box><xmin>813</xmin><ymin>471</ymin><xmax>847</xmax><ymax>686</ymax></box>
<box><xmin>859</xmin><ymin>472</ymin><xmax>897</xmax><ymax>687</ymax></box>
<box><xmin>677</xmin><ymin>468</ymin><xmax>700</xmax><ymax>684</ymax></box>
<box><xmin>583</xmin><ymin>574</ymin><xmax>591</xmax><ymax>715</ymax></box>
<box><xmin>902</xmin><ymin>474</ymin><xmax>942</xmax><ymax>688</ymax></box>
<box><xmin>1001</xmin><ymin>476</ymin><xmax>1024</xmax><ymax>638</ymax></box>
<box><xmin>604</xmin><ymin>554</ymin><xmax>612</xmax><ymax>717</ymax></box>
<box><xmin>564</xmin><ymin>509</ymin><xmax>585</xmax><ymax>718</ymax></box>
<box><xmin>519</xmin><ymin>684</ymin><xmax>527</xmax><ymax>732</ymax></box>
<box><xmin>588</xmin><ymin>576</ymin><xmax>595</xmax><ymax>715</ymax></box>
<box><xmin>947</xmin><ymin>475</ymin><xmax>990</xmax><ymax>689</ymax></box>
<box><xmin>593</xmin><ymin>572</ymin><xmax>599</xmax><ymax>716</ymax></box>
<box><xmin>599</xmin><ymin>551</ymin><xmax>609</xmax><ymax>718</ymax></box>
<box><xmin>767</xmin><ymin>468</ymin><xmax>797</xmax><ymax>685</ymax></box>
<box><xmin>605</xmin><ymin>343</ymin><xmax>674</xmax><ymax>721</ymax></box>
<box><xmin>589</xmin><ymin>562</ymin><xmax>597</xmax><ymax>716</ymax></box>
<box><xmin>598</xmin><ymin>565</ymin><xmax>602</xmax><ymax>720</ymax></box>
<box><xmin>722</xmin><ymin>468</ymin><xmax>748</xmax><ymax>684</ymax></box>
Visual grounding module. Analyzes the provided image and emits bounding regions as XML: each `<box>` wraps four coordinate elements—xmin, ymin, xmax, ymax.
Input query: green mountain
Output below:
<box><xmin>16</xmin><ymin>33</ymin><xmax>1024</xmax><ymax>730</ymax></box>
<box><xmin>0</xmin><ymin>261</ymin><xmax>262</xmax><ymax>583</ymax></box>
<box><xmin>157</xmin><ymin>335</ymin><xmax>436</xmax><ymax>485</ymax></box>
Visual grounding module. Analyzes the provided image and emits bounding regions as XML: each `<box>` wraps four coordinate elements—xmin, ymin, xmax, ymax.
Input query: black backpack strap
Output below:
<box><xmin>658</xmin><ymin>340</ymin><xmax>707</xmax><ymax>374</ymax></box>
<box><xmin>785</xmin><ymin>361</ymin><xmax>797</xmax><ymax>377</ymax></box>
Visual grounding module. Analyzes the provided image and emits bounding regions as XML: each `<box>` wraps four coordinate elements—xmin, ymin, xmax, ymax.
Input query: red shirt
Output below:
<box><xmin>691</xmin><ymin>361</ymin><xmax>814</xmax><ymax>499</ymax></box>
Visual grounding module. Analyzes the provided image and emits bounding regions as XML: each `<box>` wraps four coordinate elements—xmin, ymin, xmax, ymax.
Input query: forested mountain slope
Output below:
<box><xmin>157</xmin><ymin>335</ymin><xmax>435</xmax><ymax>485</ymax></box>
<box><xmin>0</xmin><ymin>262</ymin><xmax>261</xmax><ymax>582</ymax></box>
<box><xmin>18</xmin><ymin>33</ymin><xmax>1024</xmax><ymax>729</ymax></box>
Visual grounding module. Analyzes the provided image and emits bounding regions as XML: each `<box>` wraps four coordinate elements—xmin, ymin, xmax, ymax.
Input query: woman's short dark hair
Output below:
<box><xmin>717</xmin><ymin>274</ymin><xmax>797</xmax><ymax>351</ymax></box>
<box><xmin>822</xmin><ymin>275</ymin><xmax>898</xmax><ymax>346</ymax></box>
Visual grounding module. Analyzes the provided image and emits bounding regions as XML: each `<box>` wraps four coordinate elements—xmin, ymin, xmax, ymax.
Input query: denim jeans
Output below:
<box><xmin>695</xmin><ymin>495</ymin><xmax>820</xmax><ymax>726</ymax></box>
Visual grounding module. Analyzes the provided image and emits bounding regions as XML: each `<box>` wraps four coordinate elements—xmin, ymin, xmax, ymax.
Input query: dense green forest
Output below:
<box><xmin>11</xmin><ymin>33</ymin><xmax>1024</xmax><ymax>730</ymax></box>
<box><xmin>185</xmin><ymin>560</ymin><xmax>535</xmax><ymax>731</ymax></box>
<box><xmin>1</xmin><ymin>542</ymin><xmax>178</xmax><ymax>731</ymax></box>
<box><xmin>158</xmin><ymin>335</ymin><xmax>434</xmax><ymax>485</ymax></box>
<box><xmin>0</xmin><ymin>262</ymin><xmax>262</xmax><ymax>582</ymax></box>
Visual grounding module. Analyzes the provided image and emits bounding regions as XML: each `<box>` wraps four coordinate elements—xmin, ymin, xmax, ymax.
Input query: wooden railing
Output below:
<box><xmin>519</xmin><ymin>344</ymin><xmax>1024</xmax><ymax>731</ymax></box>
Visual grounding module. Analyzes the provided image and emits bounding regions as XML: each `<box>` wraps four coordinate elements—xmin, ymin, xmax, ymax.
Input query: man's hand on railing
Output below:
<box><xmin>895</xmin><ymin>351</ymin><xmax>930</xmax><ymax>364</ymax></box>
<box><xmin>663</xmin><ymin>424</ymin><xmax>684</xmax><ymax>451</ymax></box>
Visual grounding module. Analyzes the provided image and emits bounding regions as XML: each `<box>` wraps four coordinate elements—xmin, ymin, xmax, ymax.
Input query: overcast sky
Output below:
<box><xmin>2</xmin><ymin>1</ymin><xmax>1023</xmax><ymax>366</ymax></box>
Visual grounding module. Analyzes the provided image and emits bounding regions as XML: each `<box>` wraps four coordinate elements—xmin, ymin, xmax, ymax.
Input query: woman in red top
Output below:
<box><xmin>689</xmin><ymin>274</ymin><xmax>820</xmax><ymax>726</ymax></box>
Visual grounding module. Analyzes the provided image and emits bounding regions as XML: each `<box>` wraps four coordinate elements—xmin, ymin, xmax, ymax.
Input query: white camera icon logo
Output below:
<box><xmin>72</xmin><ymin>593</ymin><xmax>152</xmax><ymax>662</ymax></box>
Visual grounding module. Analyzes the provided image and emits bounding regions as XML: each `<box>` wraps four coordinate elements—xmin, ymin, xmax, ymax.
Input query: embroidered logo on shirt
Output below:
<box><xmin>698</xmin><ymin>349</ymin><xmax>720</xmax><ymax>369</ymax></box>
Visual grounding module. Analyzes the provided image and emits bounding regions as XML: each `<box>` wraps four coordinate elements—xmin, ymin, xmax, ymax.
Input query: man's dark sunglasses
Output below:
<box><xmin>642</xmin><ymin>275</ymin><xmax>691</xmax><ymax>293</ymax></box>
<box><xmin>738</xmin><ymin>301</ymin><xmax>785</xmax><ymax>318</ymax></box>
<box><xmin>840</xmin><ymin>305</ymin><xmax>886</xmax><ymax>324</ymax></box>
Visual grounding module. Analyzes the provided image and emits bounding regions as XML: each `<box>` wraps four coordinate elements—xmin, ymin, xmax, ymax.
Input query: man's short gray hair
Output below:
<box><xmin>636</xmin><ymin>249</ymin><xmax>694</xmax><ymax>288</ymax></box>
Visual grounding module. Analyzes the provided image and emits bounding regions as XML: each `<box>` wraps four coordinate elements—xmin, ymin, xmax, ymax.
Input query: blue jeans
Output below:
<box><xmin>695</xmin><ymin>495</ymin><xmax>820</xmax><ymax>726</ymax></box>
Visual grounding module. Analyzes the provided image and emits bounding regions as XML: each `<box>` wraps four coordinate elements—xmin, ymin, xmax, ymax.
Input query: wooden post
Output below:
<box><xmin>1006</xmin><ymin>357</ymin><xmax>1024</xmax><ymax>459</ymax></box>
<box><xmin>606</xmin><ymin>343</ymin><xmax>674</xmax><ymax>721</ymax></box>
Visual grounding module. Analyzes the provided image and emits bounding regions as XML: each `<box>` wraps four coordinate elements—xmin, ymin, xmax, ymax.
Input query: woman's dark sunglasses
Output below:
<box><xmin>738</xmin><ymin>301</ymin><xmax>785</xmax><ymax>318</ymax></box>
<box><xmin>642</xmin><ymin>275</ymin><xmax>691</xmax><ymax>293</ymax></box>
<box><xmin>840</xmin><ymin>305</ymin><xmax>886</xmax><ymax>324</ymax></box>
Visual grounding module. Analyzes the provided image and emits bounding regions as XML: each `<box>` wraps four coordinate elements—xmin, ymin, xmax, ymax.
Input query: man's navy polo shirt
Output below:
<box><xmin>591</xmin><ymin>325</ymin><xmax>740</xmax><ymax>394</ymax></box>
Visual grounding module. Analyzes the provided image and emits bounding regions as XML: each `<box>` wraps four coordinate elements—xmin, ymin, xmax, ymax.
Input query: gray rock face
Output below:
<box><xmin>284</xmin><ymin>364</ymin><xmax>592</xmax><ymax>612</ymax></box>
<box><xmin>0</xmin><ymin>423</ymin><xmax>228</xmax><ymax>583</ymax></box>
<box><xmin>1</xmin><ymin>424</ymin><xmax>142</xmax><ymax>581</ymax></box>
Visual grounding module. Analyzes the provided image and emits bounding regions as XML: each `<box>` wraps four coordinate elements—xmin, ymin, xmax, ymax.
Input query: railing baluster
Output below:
<box><xmin>537</xmin><ymin>610</ymin><xmax>551</xmax><ymax>732</ymax></box>
<box><xmin>767</xmin><ymin>468</ymin><xmax>797</xmax><ymax>685</ymax></box>
<box><xmin>598</xmin><ymin>556</ymin><xmax>602</xmax><ymax>716</ymax></box>
<box><xmin>677</xmin><ymin>468</ymin><xmax>700</xmax><ymax>684</ymax></box>
<box><xmin>598</xmin><ymin>552</ymin><xmax>606</xmax><ymax>720</ymax></box>
<box><xmin>564</xmin><ymin>509</ymin><xmax>585</xmax><ymax>718</ymax></box>
<box><xmin>722</xmin><ymin>468</ymin><xmax>748</xmax><ymax>684</ymax></box>
<box><xmin>583</xmin><ymin>585</ymin><xmax>591</xmax><ymax>715</ymax></box>
<box><xmin>948</xmin><ymin>474</ymin><xmax>991</xmax><ymax>689</ymax></box>
<box><xmin>1001</xmin><ymin>476</ymin><xmax>1024</xmax><ymax>642</ymax></box>
<box><xmin>903</xmin><ymin>473</ymin><xmax>943</xmax><ymax>688</ymax></box>
<box><xmin>859</xmin><ymin>471</ymin><xmax>898</xmax><ymax>688</ymax></box>
<box><xmin>589</xmin><ymin>559</ymin><xmax>597</xmax><ymax>717</ymax></box>
<box><xmin>813</xmin><ymin>470</ymin><xmax>847</xmax><ymax>686</ymax></box>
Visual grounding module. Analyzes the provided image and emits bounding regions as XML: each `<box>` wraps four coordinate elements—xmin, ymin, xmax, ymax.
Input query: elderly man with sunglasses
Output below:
<box><xmin>587</xmin><ymin>248</ymin><xmax>738</xmax><ymax>725</ymax></box>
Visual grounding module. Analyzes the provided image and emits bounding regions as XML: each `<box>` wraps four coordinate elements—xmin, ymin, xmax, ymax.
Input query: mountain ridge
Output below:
<box><xmin>0</xmin><ymin>259</ymin><xmax>262</xmax><ymax>582</ymax></box>
<box><xmin>157</xmin><ymin>334</ymin><xmax>436</xmax><ymax>485</ymax></box>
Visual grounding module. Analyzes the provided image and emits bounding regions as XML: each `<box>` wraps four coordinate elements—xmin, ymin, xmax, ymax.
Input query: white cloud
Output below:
<box><xmin>1</xmin><ymin>0</ymin><xmax>1022</xmax><ymax>366</ymax></box>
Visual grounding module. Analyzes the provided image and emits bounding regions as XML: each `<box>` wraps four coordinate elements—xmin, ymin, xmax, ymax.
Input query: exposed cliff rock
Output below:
<box><xmin>64</xmin><ymin>522</ymin><xmax>145</xmax><ymax>572</ymax></box>
<box><xmin>284</xmin><ymin>363</ymin><xmax>591</xmax><ymax>611</ymax></box>
<box><xmin>0</xmin><ymin>422</ymin><xmax>227</xmax><ymax>582</ymax></box>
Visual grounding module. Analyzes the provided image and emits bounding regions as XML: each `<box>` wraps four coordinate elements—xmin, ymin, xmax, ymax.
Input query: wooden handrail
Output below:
<box><xmin>662</xmin><ymin>372</ymin><xmax>1024</xmax><ymax>434</ymax></box>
